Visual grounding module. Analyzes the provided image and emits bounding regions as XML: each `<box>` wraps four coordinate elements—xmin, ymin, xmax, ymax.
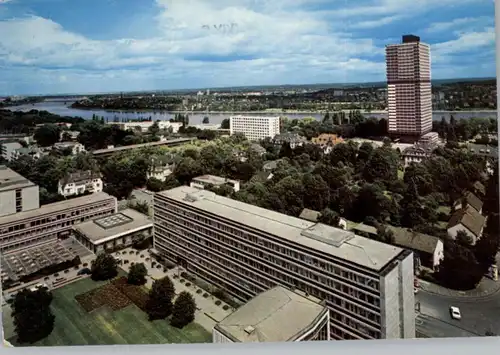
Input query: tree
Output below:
<box><xmin>146</xmin><ymin>276</ymin><xmax>176</xmax><ymax>320</ymax></box>
<box><xmin>170</xmin><ymin>291</ymin><xmax>197</xmax><ymax>328</ymax></box>
<box><xmin>400</xmin><ymin>178</ymin><xmax>425</xmax><ymax>228</ymax></box>
<box><xmin>13</xmin><ymin>288</ymin><xmax>55</xmax><ymax>344</ymax></box>
<box><xmin>128</xmin><ymin>262</ymin><xmax>148</xmax><ymax>285</ymax></box>
<box><xmin>34</xmin><ymin>124</ymin><xmax>61</xmax><ymax>147</ymax></box>
<box><xmin>376</xmin><ymin>224</ymin><xmax>395</xmax><ymax>244</ymax></box>
<box><xmin>220</xmin><ymin>118</ymin><xmax>230</xmax><ymax>129</ymax></box>
<box><xmin>90</xmin><ymin>253</ymin><xmax>118</xmax><ymax>281</ymax></box>
<box><xmin>148</xmin><ymin>121</ymin><xmax>160</xmax><ymax>136</ymax></box>
<box><xmin>456</xmin><ymin>230</ymin><xmax>474</xmax><ymax>247</ymax></box>
<box><xmin>318</xmin><ymin>208</ymin><xmax>340</xmax><ymax>227</ymax></box>
<box><xmin>437</xmin><ymin>241</ymin><xmax>483</xmax><ymax>290</ymax></box>
<box><xmin>146</xmin><ymin>177</ymin><xmax>165</xmax><ymax>192</ymax></box>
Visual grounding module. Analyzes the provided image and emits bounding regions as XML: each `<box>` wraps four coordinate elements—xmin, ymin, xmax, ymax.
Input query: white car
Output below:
<box><xmin>450</xmin><ymin>306</ymin><xmax>462</xmax><ymax>320</ymax></box>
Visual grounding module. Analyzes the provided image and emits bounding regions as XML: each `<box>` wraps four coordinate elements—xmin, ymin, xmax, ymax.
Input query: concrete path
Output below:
<box><xmin>114</xmin><ymin>248</ymin><xmax>234</xmax><ymax>332</ymax></box>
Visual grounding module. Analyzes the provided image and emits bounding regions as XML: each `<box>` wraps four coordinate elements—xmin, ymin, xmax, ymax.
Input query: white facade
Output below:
<box><xmin>58</xmin><ymin>173</ymin><xmax>103</xmax><ymax>197</ymax></box>
<box><xmin>432</xmin><ymin>240</ymin><xmax>445</xmax><ymax>269</ymax></box>
<box><xmin>230</xmin><ymin>115</ymin><xmax>280</xmax><ymax>141</ymax></box>
<box><xmin>53</xmin><ymin>142</ymin><xmax>86</xmax><ymax>155</ymax></box>
<box><xmin>107</xmin><ymin>121</ymin><xmax>183</xmax><ymax>133</ymax></box>
<box><xmin>190</xmin><ymin>175</ymin><xmax>240</xmax><ymax>193</ymax></box>
<box><xmin>1</xmin><ymin>141</ymin><xmax>23</xmax><ymax>162</ymax></box>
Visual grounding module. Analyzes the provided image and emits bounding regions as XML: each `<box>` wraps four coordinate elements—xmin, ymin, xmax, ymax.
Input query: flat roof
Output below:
<box><xmin>0</xmin><ymin>166</ymin><xmax>36</xmax><ymax>192</ymax></box>
<box><xmin>215</xmin><ymin>286</ymin><xmax>327</xmax><ymax>342</ymax></box>
<box><xmin>0</xmin><ymin>192</ymin><xmax>115</xmax><ymax>225</ymax></box>
<box><xmin>192</xmin><ymin>175</ymin><xmax>238</xmax><ymax>185</ymax></box>
<box><xmin>73</xmin><ymin>208</ymin><xmax>152</xmax><ymax>244</ymax></box>
<box><xmin>158</xmin><ymin>187</ymin><xmax>403</xmax><ymax>271</ymax></box>
<box><xmin>92</xmin><ymin>138</ymin><xmax>193</xmax><ymax>155</ymax></box>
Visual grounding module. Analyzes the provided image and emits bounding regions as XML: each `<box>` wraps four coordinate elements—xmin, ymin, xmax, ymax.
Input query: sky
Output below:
<box><xmin>0</xmin><ymin>0</ymin><xmax>496</xmax><ymax>95</ymax></box>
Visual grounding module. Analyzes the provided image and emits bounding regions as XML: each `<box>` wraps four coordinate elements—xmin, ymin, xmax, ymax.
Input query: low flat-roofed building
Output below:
<box><xmin>0</xmin><ymin>166</ymin><xmax>40</xmax><ymax>217</ymax></box>
<box><xmin>0</xmin><ymin>140</ymin><xmax>23</xmax><ymax>161</ymax></box>
<box><xmin>0</xmin><ymin>192</ymin><xmax>117</xmax><ymax>253</ymax></box>
<box><xmin>190</xmin><ymin>175</ymin><xmax>240</xmax><ymax>193</ymax></box>
<box><xmin>213</xmin><ymin>286</ymin><xmax>330</xmax><ymax>343</ymax></box>
<box><xmin>91</xmin><ymin>138</ymin><xmax>194</xmax><ymax>158</ymax></box>
<box><xmin>1</xmin><ymin>240</ymin><xmax>78</xmax><ymax>282</ymax></box>
<box><xmin>73</xmin><ymin>208</ymin><xmax>153</xmax><ymax>254</ymax></box>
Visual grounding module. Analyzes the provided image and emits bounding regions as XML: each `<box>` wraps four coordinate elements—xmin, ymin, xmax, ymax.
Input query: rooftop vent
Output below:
<box><xmin>244</xmin><ymin>326</ymin><xmax>255</xmax><ymax>335</ymax></box>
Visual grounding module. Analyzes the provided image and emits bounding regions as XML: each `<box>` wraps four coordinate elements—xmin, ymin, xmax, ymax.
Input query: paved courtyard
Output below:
<box><xmin>116</xmin><ymin>248</ymin><xmax>234</xmax><ymax>331</ymax></box>
<box><xmin>2</xmin><ymin>246</ymin><xmax>234</xmax><ymax>333</ymax></box>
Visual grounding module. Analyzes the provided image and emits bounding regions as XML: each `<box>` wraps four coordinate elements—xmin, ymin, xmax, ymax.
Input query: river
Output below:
<box><xmin>7</xmin><ymin>100</ymin><xmax>498</xmax><ymax>126</ymax></box>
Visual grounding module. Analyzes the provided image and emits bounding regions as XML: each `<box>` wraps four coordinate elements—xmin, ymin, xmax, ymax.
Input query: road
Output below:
<box><xmin>416</xmin><ymin>289</ymin><xmax>500</xmax><ymax>337</ymax></box>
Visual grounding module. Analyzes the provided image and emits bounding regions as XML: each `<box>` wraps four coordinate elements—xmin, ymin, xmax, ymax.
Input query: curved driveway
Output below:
<box><xmin>416</xmin><ymin>288</ymin><xmax>500</xmax><ymax>337</ymax></box>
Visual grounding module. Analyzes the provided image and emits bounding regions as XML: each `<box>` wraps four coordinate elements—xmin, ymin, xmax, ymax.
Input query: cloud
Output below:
<box><xmin>0</xmin><ymin>0</ymin><xmax>496</xmax><ymax>94</ymax></box>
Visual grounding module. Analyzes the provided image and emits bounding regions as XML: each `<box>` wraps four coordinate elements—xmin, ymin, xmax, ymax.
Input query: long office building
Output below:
<box><xmin>386</xmin><ymin>35</ymin><xmax>433</xmax><ymax>141</ymax></box>
<box><xmin>0</xmin><ymin>192</ymin><xmax>117</xmax><ymax>253</ymax></box>
<box><xmin>229</xmin><ymin>115</ymin><xmax>280</xmax><ymax>141</ymax></box>
<box><xmin>153</xmin><ymin>187</ymin><xmax>415</xmax><ymax>341</ymax></box>
<box><xmin>0</xmin><ymin>166</ymin><xmax>40</xmax><ymax>217</ymax></box>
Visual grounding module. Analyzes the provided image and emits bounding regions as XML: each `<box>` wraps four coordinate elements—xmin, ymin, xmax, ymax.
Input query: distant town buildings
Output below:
<box><xmin>153</xmin><ymin>186</ymin><xmax>415</xmax><ymax>341</ymax></box>
<box><xmin>0</xmin><ymin>166</ymin><xmax>40</xmax><ymax>217</ymax></box>
<box><xmin>386</xmin><ymin>35</ymin><xmax>438</xmax><ymax>145</ymax></box>
<box><xmin>229</xmin><ymin>115</ymin><xmax>280</xmax><ymax>141</ymax></box>
<box><xmin>58</xmin><ymin>170</ymin><xmax>103</xmax><ymax>197</ymax></box>
<box><xmin>213</xmin><ymin>286</ymin><xmax>330</xmax><ymax>342</ymax></box>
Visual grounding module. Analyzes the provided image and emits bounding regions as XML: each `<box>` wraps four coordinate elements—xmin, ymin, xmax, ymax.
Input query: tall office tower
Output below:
<box><xmin>386</xmin><ymin>35</ymin><xmax>433</xmax><ymax>141</ymax></box>
<box><xmin>229</xmin><ymin>115</ymin><xmax>280</xmax><ymax>141</ymax></box>
<box><xmin>153</xmin><ymin>187</ymin><xmax>415</xmax><ymax>341</ymax></box>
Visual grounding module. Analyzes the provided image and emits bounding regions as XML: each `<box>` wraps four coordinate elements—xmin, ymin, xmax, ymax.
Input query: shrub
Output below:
<box><xmin>64</xmin><ymin>269</ymin><xmax>69</xmax><ymax>274</ymax></box>
<box><xmin>180</xmin><ymin>279</ymin><xmax>185</xmax><ymax>283</ymax></box>
<box><xmin>74</xmin><ymin>266</ymin><xmax>79</xmax><ymax>270</ymax></box>
<box><xmin>185</xmin><ymin>282</ymin><xmax>191</xmax><ymax>287</ymax></box>
<box><xmin>173</xmin><ymin>275</ymin><xmax>179</xmax><ymax>279</ymax></box>
<box><xmin>54</xmin><ymin>273</ymin><xmax>59</xmax><ymax>277</ymax></box>
<box><xmin>83</xmin><ymin>263</ymin><xmax>88</xmax><ymax>267</ymax></box>
<box><xmin>203</xmin><ymin>293</ymin><xmax>209</xmax><ymax>298</ymax></box>
<box><xmin>222</xmin><ymin>305</ymin><xmax>229</xmax><ymax>310</ymax></box>
<box><xmin>215</xmin><ymin>300</ymin><xmax>222</xmax><ymax>306</ymax></box>
<box><xmin>196</xmin><ymin>289</ymin><xmax>202</xmax><ymax>294</ymax></box>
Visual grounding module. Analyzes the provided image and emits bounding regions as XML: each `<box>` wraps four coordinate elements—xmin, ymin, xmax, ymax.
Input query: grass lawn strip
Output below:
<box><xmin>7</xmin><ymin>277</ymin><xmax>211</xmax><ymax>346</ymax></box>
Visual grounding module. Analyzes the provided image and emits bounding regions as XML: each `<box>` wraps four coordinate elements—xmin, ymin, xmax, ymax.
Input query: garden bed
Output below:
<box><xmin>111</xmin><ymin>277</ymin><xmax>149</xmax><ymax>311</ymax></box>
<box><xmin>75</xmin><ymin>283</ymin><xmax>131</xmax><ymax>312</ymax></box>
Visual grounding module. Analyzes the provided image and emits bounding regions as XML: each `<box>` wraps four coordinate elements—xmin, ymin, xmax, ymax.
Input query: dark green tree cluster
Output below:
<box><xmin>13</xmin><ymin>288</ymin><xmax>55</xmax><ymax>344</ymax></box>
<box><xmin>433</xmin><ymin>116</ymin><xmax>497</xmax><ymax>144</ymax></box>
<box><xmin>170</xmin><ymin>291</ymin><xmax>197</xmax><ymax>328</ymax></box>
<box><xmin>128</xmin><ymin>262</ymin><xmax>148</xmax><ymax>285</ymax></box>
<box><xmin>146</xmin><ymin>276</ymin><xmax>176</xmax><ymax>320</ymax></box>
<box><xmin>90</xmin><ymin>253</ymin><xmax>118</xmax><ymax>281</ymax></box>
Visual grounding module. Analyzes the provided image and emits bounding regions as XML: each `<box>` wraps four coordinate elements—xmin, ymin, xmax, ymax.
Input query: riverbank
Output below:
<box><xmin>67</xmin><ymin>107</ymin><xmax>498</xmax><ymax>115</ymax></box>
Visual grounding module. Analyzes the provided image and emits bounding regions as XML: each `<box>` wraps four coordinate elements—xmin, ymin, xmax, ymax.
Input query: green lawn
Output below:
<box><xmin>4</xmin><ymin>277</ymin><xmax>211</xmax><ymax>346</ymax></box>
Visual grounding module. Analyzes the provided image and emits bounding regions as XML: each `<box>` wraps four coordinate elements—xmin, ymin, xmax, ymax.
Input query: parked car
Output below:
<box><xmin>450</xmin><ymin>306</ymin><xmax>462</xmax><ymax>320</ymax></box>
<box><xmin>77</xmin><ymin>268</ymin><xmax>91</xmax><ymax>275</ymax></box>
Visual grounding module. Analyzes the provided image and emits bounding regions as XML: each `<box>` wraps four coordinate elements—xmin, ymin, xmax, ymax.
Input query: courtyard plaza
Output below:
<box><xmin>2</xmin><ymin>245</ymin><xmax>234</xmax><ymax>334</ymax></box>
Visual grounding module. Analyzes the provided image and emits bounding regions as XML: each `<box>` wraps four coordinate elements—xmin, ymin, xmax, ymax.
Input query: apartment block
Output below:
<box><xmin>386</xmin><ymin>35</ymin><xmax>432</xmax><ymax>140</ymax></box>
<box><xmin>0</xmin><ymin>192</ymin><xmax>117</xmax><ymax>253</ymax></box>
<box><xmin>229</xmin><ymin>115</ymin><xmax>280</xmax><ymax>141</ymax></box>
<box><xmin>0</xmin><ymin>166</ymin><xmax>40</xmax><ymax>217</ymax></box>
<box><xmin>153</xmin><ymin>187</ymin><xmax>415</xmax><ymax>341</ymax></box>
